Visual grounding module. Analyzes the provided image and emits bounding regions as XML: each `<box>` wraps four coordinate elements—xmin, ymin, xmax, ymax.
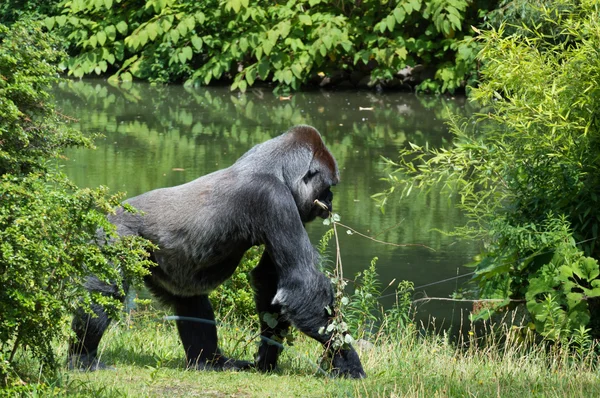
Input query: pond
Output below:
<box><xmin>53</xmin><ymin>79</ymin><xmax>479</xmax><ymax>331</ymax></box>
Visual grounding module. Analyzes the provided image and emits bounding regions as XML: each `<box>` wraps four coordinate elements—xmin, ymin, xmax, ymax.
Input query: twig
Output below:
<box><xmin>412</xmin><ymin>296</ymin><xmax>526</xmax><ymax>305</ymax></box>
<box><xmin>334</xmin><ymin>221</ymin><xmax>435</xmax><ymax>251</ymax></box>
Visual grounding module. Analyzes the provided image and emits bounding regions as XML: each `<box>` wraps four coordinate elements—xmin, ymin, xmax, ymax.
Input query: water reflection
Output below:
<box><xmin>54</xmin><ymin>79</ymin><xmax>478</xmax><ymax>330</ymax></box>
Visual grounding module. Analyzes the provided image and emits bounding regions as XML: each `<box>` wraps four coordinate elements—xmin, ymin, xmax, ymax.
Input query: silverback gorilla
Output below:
<box><xmin>69</xmin><ymin>125</ymin><xmax>366</xmax><ymax>378</ymax></box>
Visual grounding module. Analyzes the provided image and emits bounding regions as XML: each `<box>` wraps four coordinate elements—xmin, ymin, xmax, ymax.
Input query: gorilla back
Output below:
<box><xmin>69</xmin><ymin>125</ymin><xmax>366</xmax><ymax>378</ymax></box>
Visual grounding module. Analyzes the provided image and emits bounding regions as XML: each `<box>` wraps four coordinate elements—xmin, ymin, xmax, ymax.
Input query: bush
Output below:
<box><xmin>209</xmin><ymin>246</ymin><xmax>262</xmax><ymax>322</ymax></box>
<box><xmin>0</xmin><ymin>20</ymin><xmax>153</xmax><ymax>385</ymax></box>
<box><xmin>43</xmin><ymin>0</ymin><xmax>497</xmax><ymax>93</ymax></box>
<box><xmin>379</xmin><ymin>0</ymin><xmax>600</xmax><ymax>342</ymax></box>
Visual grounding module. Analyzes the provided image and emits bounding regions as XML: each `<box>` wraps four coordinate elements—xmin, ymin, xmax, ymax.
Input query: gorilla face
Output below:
<box><xmin>298</xmin><ymin>164</ymin><xmax>337</xmax><ymax>223</ymax></box>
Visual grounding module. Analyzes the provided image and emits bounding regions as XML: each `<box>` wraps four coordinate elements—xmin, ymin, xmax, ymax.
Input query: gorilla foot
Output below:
<box><xmin>68</xmin><ymin>354</ymin><xmax>116</xmax><ymax>372</ymax></box>
<box><xmin>191</xmin><ymin>356</ymin><xmax>253</xmax><ymax>372</ymax></box>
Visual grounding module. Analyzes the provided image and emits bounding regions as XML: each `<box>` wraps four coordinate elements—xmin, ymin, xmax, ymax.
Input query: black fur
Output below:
<box><xmin>68</xmin><ymin>125</ymin><xmax>365</xmax><ymax>378</ymax></box>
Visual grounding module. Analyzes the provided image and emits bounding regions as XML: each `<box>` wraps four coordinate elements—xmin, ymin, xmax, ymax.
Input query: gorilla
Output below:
<box><xmin>69</xmin><ymin>125</ymin><xmax>366</xmax><ymax>378</ymax></box>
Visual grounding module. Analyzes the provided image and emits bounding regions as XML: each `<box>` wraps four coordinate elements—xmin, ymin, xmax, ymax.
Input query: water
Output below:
<box><xmin>53</xmin><ymin>79</ymin><xmax>479</xmax><ymax>329</ymax></box>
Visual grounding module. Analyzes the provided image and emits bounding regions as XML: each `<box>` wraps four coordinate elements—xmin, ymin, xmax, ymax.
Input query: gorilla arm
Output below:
<box><xmin>254</xmin><ymin>180</ymin><xmax>366</xmax><ymax>379</ymax></box>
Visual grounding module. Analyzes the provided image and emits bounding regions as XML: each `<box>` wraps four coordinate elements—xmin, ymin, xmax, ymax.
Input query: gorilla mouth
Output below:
<box><xmin>314</xmin><ymin>199</ymin><xmax>329</xmax><ymax>211</ymax></box>
<box><xmin>314</xmin><ymin>188</ymin><xmax>333</xmax><ymax>217</ymax></box>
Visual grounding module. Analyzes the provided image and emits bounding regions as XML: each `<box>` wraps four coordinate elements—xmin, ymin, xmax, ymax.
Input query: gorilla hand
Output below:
<box><xmin>328</xmin><ymin>345</ymin><xmax>366</xmax><ymax>379</ymax></box>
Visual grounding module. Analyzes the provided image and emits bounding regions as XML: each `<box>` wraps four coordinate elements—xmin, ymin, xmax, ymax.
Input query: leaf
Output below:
<box><xmin>246</xmin><ymin>67</ymin><xmax>256</xmax><ymax>85</ymax></box>
<box><xmin>139</xmin><ymin>30</ymin><xmax>148</xmax><ymax>46</ymax></box>
<box><xmin>239</xmin><ymin>37</ymin><xmax>248</xmax><ymax>52</ymax></box>
<box><xmin>319</xmin><ymin>43</ymin><xmax>327</xmax><ymax>57</ymax></box>
<box><xmin>393</xmin><ymin>7</ymin><xmax>406</xmax><ymax>24</ymax></box>
<box><xmin>282</xmin><ymin>69</ymin><xmax>293</xmax><ymax>85</ymax></box>
<box><xmin>185</xmin><ymin>16</ymin><xmax>196</xmax><ymax>32</ymax></box>
<box><xmin>396</xmin><ymin>47</ymin><xmax>408</xmax><ymax>60</ymax></box>
<box><xmin>191</xmin><ymin>36</ymin><xmax>203</xmax><ymax>51</ymax></box>
<box><xmin>178</xmin><ymin>52</ymin><xmax>187</xmax><ymax>64</ymax></box>
<box><xmin>322</xmin><ymin>35</ymin><xmax>333</xmax><ymax>50</ymax></box>
<box><xmin>97</xmin><ymin>31</ymin><xmax>107</xmax><ymax>46</ymax></box>
<box><xmin>238</xmin><ymin>80</ymin><xmax>247</xmax><ymax>93</ymax></box>
<box><xmin>146</xmin><ymin>22</ymin><xmax>158</xmax><ymax>41</ymax></box>
<box><xmin>291</xmin><ymin>63</ymin><xmax>303</xmax><ymax>79</ymax></box>
<box><xmin>104</xmin><ymin>0</ymin><xmax>113</xmax><ymax>9</ymax></box>
<box><xmin>105</xmin><ymin>25</ymin><xmax>116</xmax><ymax>42</ymax></box>
<box><xmin>120</xmin><ymin>72</ymin><xmax>133</xmax><ymax>82</ymax></box>
<box><xmin>181</xmin><ymin>46</ymin><xmax>193</xmax><ymax>62</ymax></box>
<box><xmin>116</xmin><ymin>21</ymin><xmax>128</xmax><ymax>35</ymax></box>
<box><xmin>203</xmin><ymin>70</ymin><xmax>213</xmax><ymax>85</ymax></box>
<box><xmin>229</xmin><ymin>0</ymin><xmax>241</xmax><ymax>13</ymax></box>
<box><xmin>279</xmin><ymin>21</ymin><xmax>291</xmax><ymax>39</ymax></box>
<box><xmin>170</xmin><ymin>29</ymin><xmax>180</xmax><ymax>43</ymax></box>
<box><xmin>386</xmin><ymin>15</ymin><xmax>396</xmax><ymax>31</ymax></box>
<box><xmin>44</xmin><ymin>17</ymin><xmax>55</xmax><ymax>30</ymax></box>
<box><xmin>55</xmin><ymin>15</ymin><xmax>67</xmax><ymax>27</ymax></box>
<box><xmin>257</xmin><ymin>59</ymin><xmax>270</xmax><ymax>80</ymax></box>
<box><xmin>263</xmin><ymin>40</ymin><xmax>274</xmax><ymax>56</ymax></box>
<box><xmin>298</xmin><ymin>15</ymin><xmax>312</xmax><ymax>25</ymax></box>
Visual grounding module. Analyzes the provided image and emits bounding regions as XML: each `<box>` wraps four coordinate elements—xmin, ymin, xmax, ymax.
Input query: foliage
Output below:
<box><xmin>0</xmin><ymin>0</ymin><xmax>60</xmax><ymax>25</ymax></box>
<box><xmin>346</xmin><ymin>257</ymin><xmax>381</xmax><ymax>337</ymax></box>
<box><xmin>379</xmin><ymin>0</ymin><xmax>600</xmax><ymax>342</ymax></box>
<box><xmin>0</xmin><ymin>20</ymin><xmax>154</xmax><ymax>385</ymax></box>
<box><xmin>43</xmin><ymin>0</ymin><xmax>498</xmax><ymax>93</ymax></box>
<box><xmin>0</xmin><ymin>21</ymin><xmax>89</xmax><ymax>176</ymax></box>
<box><xmin>209</xmin><ymin>246</ymin><xmax>262</xmax><ymax>322</ymax></box>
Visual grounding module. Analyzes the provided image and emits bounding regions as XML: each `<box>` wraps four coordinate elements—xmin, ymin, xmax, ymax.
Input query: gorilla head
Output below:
<box><xmin>69</xmin><ymin>125</ymin><xmax>366</xmax><ymax>379</ymax></box>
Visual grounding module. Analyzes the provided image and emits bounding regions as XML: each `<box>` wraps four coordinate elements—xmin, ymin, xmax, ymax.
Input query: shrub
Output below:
<box><xmin>379</xmin><ymin>0</ymin><xmax>600</xmax><ymax>342</ymax></box>
<box><xmin>0</xmin><ymin>20</ymin><xmax>153</xmax><ymax>385</ymax></box>
<box><xmin>209</xmin><ymin>246</ymin><xmax>262</xmax><ymax>322</ymax></box>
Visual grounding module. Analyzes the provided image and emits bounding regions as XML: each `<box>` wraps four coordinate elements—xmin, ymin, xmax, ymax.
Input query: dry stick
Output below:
<box><xmin>335</xmin><ymin>221</ymin><xmax>435</xmax><ymax>251</ymax></box>
<box><xmin>412</xmin><ymin>297</ymin><xmax>526</xmax><ymax>305</ymax></box>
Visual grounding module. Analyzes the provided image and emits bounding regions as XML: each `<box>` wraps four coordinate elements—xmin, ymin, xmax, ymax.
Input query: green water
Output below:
<box><xmin>53</xmin><ymin>79</ymin><xmax>478</xmax><ymax>328</ymax></box>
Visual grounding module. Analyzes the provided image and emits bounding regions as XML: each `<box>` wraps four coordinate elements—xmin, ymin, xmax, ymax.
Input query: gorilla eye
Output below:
<box><xmin>303</xmin><ymin>169</ymin><xmax>319</xmax><ymax>183</ymax></box>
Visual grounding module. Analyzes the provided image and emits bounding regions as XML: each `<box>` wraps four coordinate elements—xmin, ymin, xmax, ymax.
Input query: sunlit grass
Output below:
<box><xmin>32</xmin><ymin>308</ymin><xmax>598</xmax><ymax>397</ymax></box>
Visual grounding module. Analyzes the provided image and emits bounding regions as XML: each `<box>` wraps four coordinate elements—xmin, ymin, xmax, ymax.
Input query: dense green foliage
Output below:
<box><xmin>209</xmin><ymin>246</ymin><xmax>262</xmax><ymax>321</ymax></box>
<box><xmin>41</xmin><ymin>0</ymin><xmax>498</xmax><ymax>93</ymax></box>
<box><xmin>0</xmin><ymin>0</ymin><xmax>60</xmax><ymax>26</ymax></box>
<box><xmin>381</xmin><ymin>0</ymin><xmax>600</xmax><ymax>342</ymax></box>
<box><xmin>0</xmin><ymin>21</ymin><xmax>153</xmax><ymax>387</ymax></box>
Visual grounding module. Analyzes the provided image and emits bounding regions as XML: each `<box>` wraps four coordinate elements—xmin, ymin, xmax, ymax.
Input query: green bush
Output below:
<box><xmin>209</xmin><ymin>246</ymin><xmax>262</xmax><ymax>322</ymax></box>
<box><xmin>379</xmin><ymin>0</ymin><xmax>600</xmax><ymax>342</ymax></box>
<box><xmin>0</xmin><ymin>20</ymin><xmax>153</xmax><ymax>386</ymax></box>
<box><xmin>44</xmin><ymin>0</ymin><xmax>497</xmax><ymax>93</ymax></box>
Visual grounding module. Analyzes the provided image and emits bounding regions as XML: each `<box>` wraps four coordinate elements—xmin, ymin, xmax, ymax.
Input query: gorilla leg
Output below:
<box><xmin>172</xmin><ymin>294</ymin><xmax>252</xmax><ymax>370</ymax></box>
<box><xmin>68</xmin><ymin>276</ymin><xmax>123</xmax><ymax>371</ymax></box>
<box><xmin>251</xmin><ymin>252</ymin><xmax>291</xmax><ymax>372</ymax></box>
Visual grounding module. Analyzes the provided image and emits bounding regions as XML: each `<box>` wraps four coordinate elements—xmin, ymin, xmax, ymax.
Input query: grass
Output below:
<box><xmin>8</xmin><ymin>308</ymin><xmax>600</xmax><ymax>397</ymax></box>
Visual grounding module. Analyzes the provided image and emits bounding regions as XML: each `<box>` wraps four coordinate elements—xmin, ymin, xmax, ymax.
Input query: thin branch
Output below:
<box><xmin>334</xmin><ymin>221</ymin><xmax>435</xmax><ymax>251</ymax></box>
<box><xmin>412</xmin><ymin>296</ymin><xmax>526</xmax><ymax>305</ymax></box>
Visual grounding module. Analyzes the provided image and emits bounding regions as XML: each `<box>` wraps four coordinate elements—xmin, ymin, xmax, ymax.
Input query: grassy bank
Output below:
<box><xmin>10</xmin><ymin>308</ymin><xmax>599</xmax><ymax>397</ymax></box>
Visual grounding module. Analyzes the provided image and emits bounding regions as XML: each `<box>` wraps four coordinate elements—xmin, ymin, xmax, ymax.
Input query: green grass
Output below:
<box><xmin>7</xmin><ymin>309</ymin><xmax>600</xmax><ymax>397</ymax></box>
